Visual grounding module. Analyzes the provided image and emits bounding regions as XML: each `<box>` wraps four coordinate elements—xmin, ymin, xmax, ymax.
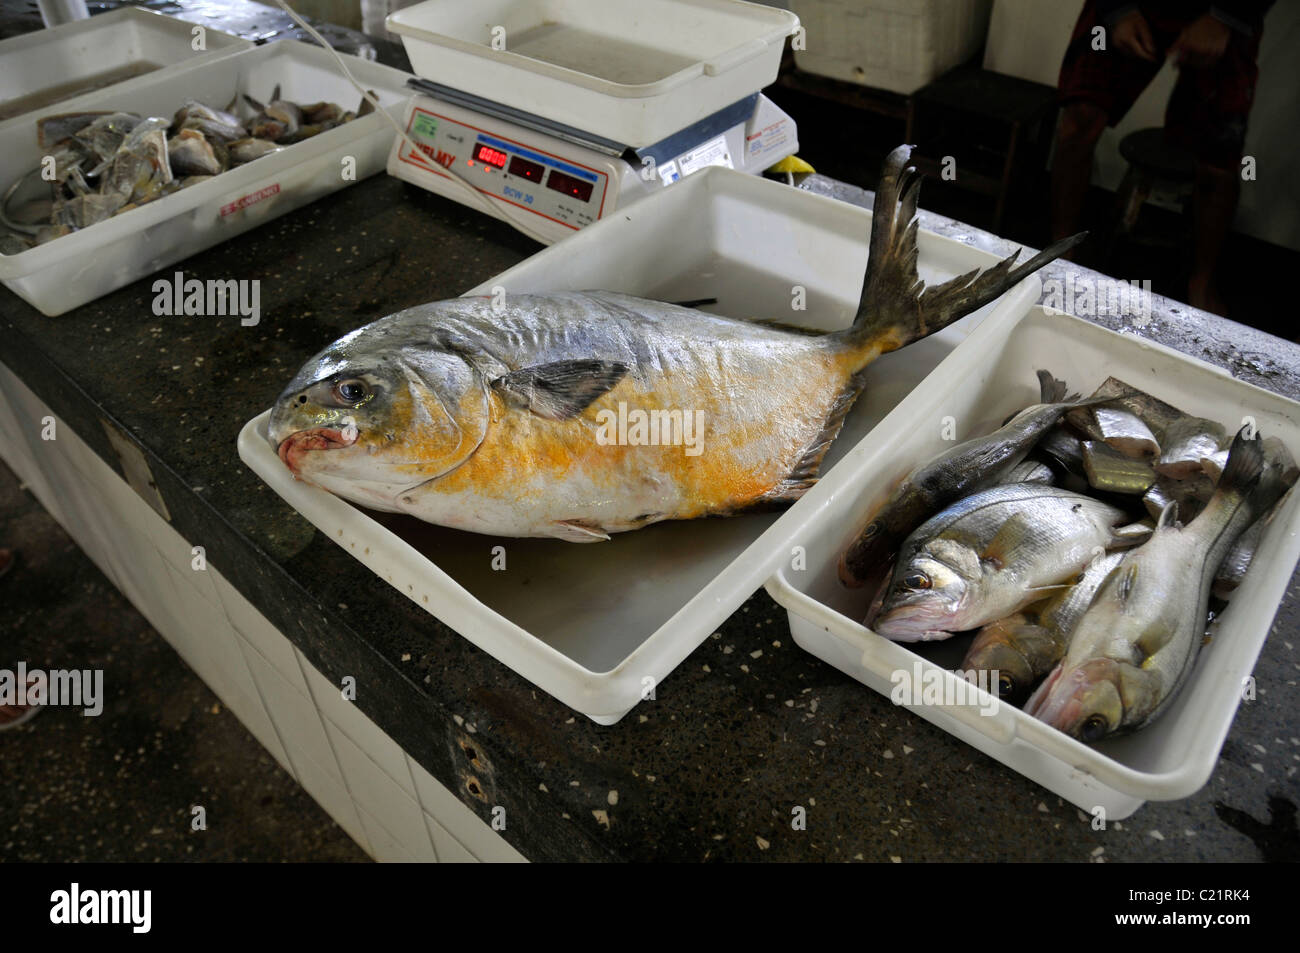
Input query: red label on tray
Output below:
<box><xmin>220</xmin><ymin>183</ymin><xmax>281</xmax><ymax>217</ymax></box>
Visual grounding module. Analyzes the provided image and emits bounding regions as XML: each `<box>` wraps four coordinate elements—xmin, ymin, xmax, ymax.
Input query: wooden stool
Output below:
<box><xmin>1113</xmin><ymin>127</ymin><xmax>1197</xmax><ymax>237</ymax></box>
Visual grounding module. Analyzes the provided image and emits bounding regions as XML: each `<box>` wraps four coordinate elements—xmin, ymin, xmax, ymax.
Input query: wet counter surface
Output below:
<box><xmin>1</xmin><ymin>2</ymin><xmax>1297</xmax><ymax>862</ymax></box>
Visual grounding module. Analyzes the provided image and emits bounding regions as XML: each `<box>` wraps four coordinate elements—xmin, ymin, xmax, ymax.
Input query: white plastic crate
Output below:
<box><xmin>237</xmin><ymin>166</ymin><xmax>1019</xmax><ymax>724</ymax></box>
<box><xmin>0</xmin><ymin>8</ymin><xmax>252</xmax><ymax>126</ymax></box>
<box><xmin>0</xmin><ymin>40</ymin><xmax>414</xmax><ymax>316</ymax></box>
<box><xmin>790</xmin><ymin>0</ymin><xmax>992</xmax><ymax>94</ymax></box>
<box><xmin>764</xmin><ymin>299</ymin><xmax>1300</xmax><ymax>818</ymax></box>
<box><xmin>386</xmin><ymin>0</ymin><xmax>800</xmax><ymax>146</ymax></box>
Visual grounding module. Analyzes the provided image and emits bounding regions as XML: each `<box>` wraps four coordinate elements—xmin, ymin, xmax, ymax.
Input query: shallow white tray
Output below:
<box><xmin>0</xmin><ymin>8</ymin><xmax>252</xmax><ymax>127</ymax></box>
<box><xmin>765</xmin><ymin>302</ymin><xmax>1300</xmax><ymax>818</ymax></box>
<box><xmin>0</xmin><ymin>40</ymin><xmax>413</xmax><ymax>316</ymax></box>
<box><xmin>387</xmin><ymin>0</ymin><xmax>799</xmax><ymax>147</ymax></box>
<box><xmin>237</xmin><ymin>166</ymin><xmax>1029</xmax><ymax>724</ymax></box>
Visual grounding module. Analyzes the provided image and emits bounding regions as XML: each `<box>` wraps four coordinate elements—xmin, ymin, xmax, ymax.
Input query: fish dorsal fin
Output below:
<box><xmin>1156</xmin><ymin>501</ymin><xmax>1179</xmax><ymax>530</ymax></box>
<box><xmin>491</xmin><ymin>360</ymin><xmax>629</xmax><ymax>420</ymax></box>
<box><xmin>980</xmin><ymin>512</ymin><xmax>1032</xmax><ymax>571</ymax></box>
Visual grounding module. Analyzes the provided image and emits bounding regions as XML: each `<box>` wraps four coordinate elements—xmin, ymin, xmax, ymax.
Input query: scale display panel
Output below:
<box><xmin>396</xmin><ymin>106</ymin><xmax>611</xmax><ymax>233</ymax></box>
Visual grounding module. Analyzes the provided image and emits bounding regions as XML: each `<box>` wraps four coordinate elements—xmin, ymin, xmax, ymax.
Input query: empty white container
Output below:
<box><xmin>386</xmin><ymin>0</ymin><xmax>800</xmax><ymax>146</ymax></box>
<box><xmin>238</xmin><ymin>165</ymin><xmax>1018</xmax><ymax>724</ymax></box>
<box><xmin>789</xmin><ymin>0</ymin><xmax>992</xmax><ymax>94</ymax></box>
<box><xmin>765</xmin><ymin>299</ymin><xmax>1300</xmax><ymax>818</ymax></box>
<box><xmin>0</xmin><ymin>7</ymin><xmax>252</xmax><ymax>125</ymax></box>
<box><xmin>0</xmin><ymin>41</ymin><xmax>414</xmax><ymax>316</ymax></box>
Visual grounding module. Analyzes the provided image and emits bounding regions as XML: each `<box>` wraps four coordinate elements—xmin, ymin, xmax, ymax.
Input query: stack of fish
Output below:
<box><xmin>0</xmin><ymin>85</ymin><xmax>372</xmax><ymax>251</ymax></box>
<box><xmin>839</xmin><ymin>373</ymin><xmax>1296</xmax><ymax>744</ymax></box>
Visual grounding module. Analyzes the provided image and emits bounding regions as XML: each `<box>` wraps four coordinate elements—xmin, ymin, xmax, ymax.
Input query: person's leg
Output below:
<box><xmin>1051</xmin><ymin>103</ymin><xmax>1109</xmax><ymax>249</ymax></box>
<box><xmin>1187</xmin><ymin>163</ymin><xmax>1239</xmax><ymax>313</ymax></box>
<box><xmin>1163</xmin><ymin>16</ymin><xmax>1263</xmax><ymax>314</ymax></box>
<box><xmin>1052</xmin><ymin>2</ymin><xmax>1163</xmax><ymax>250</ymax></box>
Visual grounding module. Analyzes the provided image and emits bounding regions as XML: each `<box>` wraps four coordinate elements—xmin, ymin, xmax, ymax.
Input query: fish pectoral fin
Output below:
<box><xmin>491</xmin><ymin>359</ymin><xmax>630</xmax><ymax>421</ymax></box>
<box><xmin>1021</xmin><ymin>583</ymin><xmax>1070</xmax><ymax>595</ymax></box>
<box><xmin>549</xmin><ymin>519</ymin><xmax>612</xmax><ymax>543</ymax></box>
<box><xmin>979</xmin><ymin>512</ymin><xmax>1032</xmax><ymax>572</ymax></box>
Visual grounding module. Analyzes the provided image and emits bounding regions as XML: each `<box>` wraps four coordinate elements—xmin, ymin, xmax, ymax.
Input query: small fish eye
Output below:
<box><xmin>902</xmin><ymin>571</ymin><xmax>931</xmax><ymax>590</ymax></box>
<box><xmin>1080</xmin><ymin>714</ymin><xmax>1109</xmax><ymax>741</ymax></box>
<box><xmin>333</xmin><ymin>378</ymin><xmax>369</xmax><ymax>404</ymax></box>
<box><xmin>863</xmin><ymin>522</ymin><xmax>879</xmax><ymax>538</ymax></box>
<box><xmin>997</xmin><ymin>674</ymin><xmax>1015</xmax><ymax>697</ymax></box>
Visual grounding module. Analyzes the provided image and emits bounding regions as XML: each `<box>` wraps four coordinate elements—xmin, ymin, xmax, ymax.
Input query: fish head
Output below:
<box><xmin>1026</xmin><ymin>659</ymin><xmax>1128</xmax><ymax>741</ymax></box>
<box><xmin>872</xmin><ymin>545</ymin><xmax>975</xmax><ymax>641</ymax></box>
<box><xmin>961</xmin><ymin>615</ymin><xmax>1043</xmax><ymax>700</ymax></box>
<box><xmin>269</xmin><ymin>323</ymin><xmax>491</xmax><ymax>508</ymax></box>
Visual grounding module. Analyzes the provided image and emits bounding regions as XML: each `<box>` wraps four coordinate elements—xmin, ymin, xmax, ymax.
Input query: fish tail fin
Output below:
<box><xmin>837</xmin><ymin>145</ymin><xmax>1085</xmax><ymax>366</ymax></box>
<box><xmin>1036</xmin><ymin>369</ymin><xmax>1072</xmax><ymax>404</ymax></box>
<box><xmin>1217</xmin><ymin>427</ymin><xmax>1266</xmax><ymax>499</ymax></box>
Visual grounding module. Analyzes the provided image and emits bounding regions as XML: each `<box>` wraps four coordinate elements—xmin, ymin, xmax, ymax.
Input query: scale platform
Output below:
<box><xmin>386</xmin><ymin>80</ymin><xmax>798</xmax><ymax>245</ymax></box>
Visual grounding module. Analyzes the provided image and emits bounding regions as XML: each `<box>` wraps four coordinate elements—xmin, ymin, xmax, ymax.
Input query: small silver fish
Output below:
<box><xmin>1002</xmin><ymin>459</ymin><xmax>1056</xmax><ymax>485</ymax></box>
<box><xmin>228</xmin><ymin>138</ymin><xmax>282</xmax><ymax>163</ymax></box>
<box><xmin>1081</xmin><ymin>440</ymin><xmax>1156</xmax><ymax>494</ymax></box>
<box><xmin>1026</xmin><ymin>429</ymin><xmax>1264</xmax><ymax>741</ymax></box>
<box><xmin>1156</xmin><ymin>416</ymin><xmax>1226</xmax><ymax>479</ymax></box>
<box><xmin>1091</xmin><ymin>406</ymin><xmax>1160</xmax><ymax>459</ymax></box>
<box><xmin>839</xmin><ymin>370</ymin><xmax>1093</xmax><ymax>589</ymax></box>
<box><xmin>962</xmin><ymin>550</ymin><xmax>1125</xmax><ymax>699</ymax></box>
<box><xmin>874</xmin><ymin>484</ymin><xmax>1150</xmax><ymax>642</ymax></box>
<box><xmin>167</xmin><ymin>128</ymin><xmax>224</xmax><ymax>177</ymax></box>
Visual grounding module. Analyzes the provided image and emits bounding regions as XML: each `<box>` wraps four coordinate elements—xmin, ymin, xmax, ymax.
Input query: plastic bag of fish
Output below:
<box><xmin>838</xmin><ymin>371</ymin><xmax>1297</xmax><ymax>745</ymax></box>
<box><xmin>0</xmin><ymin>85</ymin><xmax>373</xmax><ymax>252</ymax></box>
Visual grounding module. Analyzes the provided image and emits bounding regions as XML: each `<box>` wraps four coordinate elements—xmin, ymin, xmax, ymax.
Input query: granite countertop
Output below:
<box><xmin>1</xmin><ymin>1</ymin><xmax>1296</xmax><ymax>862</ymax></box>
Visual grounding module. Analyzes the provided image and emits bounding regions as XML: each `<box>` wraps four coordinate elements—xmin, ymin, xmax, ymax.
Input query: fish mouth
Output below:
<box><xmin>277</xmin><ymin>424</ymin><xmax>359</xmax><ymax>475</ymax></box>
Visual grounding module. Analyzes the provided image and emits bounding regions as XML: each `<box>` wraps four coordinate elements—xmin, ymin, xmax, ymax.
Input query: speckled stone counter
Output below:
<box><xmin>2</xmin><ymin>5</ymin><xmax>1297</xmax><ymax>862</ymax></box>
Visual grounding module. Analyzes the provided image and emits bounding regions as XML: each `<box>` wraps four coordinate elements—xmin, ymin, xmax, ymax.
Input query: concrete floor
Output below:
<box><xmin>0</xmin><ymin>461</ymin><xmax>367</xmax><ymax>862</ymax></box>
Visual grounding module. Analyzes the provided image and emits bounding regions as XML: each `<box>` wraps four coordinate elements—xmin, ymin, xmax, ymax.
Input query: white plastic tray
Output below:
<box><xmin>765</xmin><ymin>301</ymin><xmax>1300</xmax><ymax>818</ymax></box>
<box><xmin>386</xmin><ymin>0</ymin><xmax>800</xmax><ymax>147</ymax></box>
<box><xmin>0</xmin><ymin>8</ymin><xmax>252</xmax><ymax>126</ymax></box>
<box><xmin>0</xmin><ymin>41</ymin><xmax>413</xmax><ymax>316</ymax></box>
<box><xmin>238</xmin><ymin>166</ymin><xmax>1021</xmax><ymax>724</ymax></box>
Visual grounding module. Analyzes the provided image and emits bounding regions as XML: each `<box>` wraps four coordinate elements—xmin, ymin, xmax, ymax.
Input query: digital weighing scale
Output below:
<box><xmin>386</xmin><ymin>81</ymin><xmax>798</xmax><ymax>245</ymax></box>
<box><xmin>382</xmin><ymin>0</ymin><xmax>801</xmax><ymax>245</ymax></box>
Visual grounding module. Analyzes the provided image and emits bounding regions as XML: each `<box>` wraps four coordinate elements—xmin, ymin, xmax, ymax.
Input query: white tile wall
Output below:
<box><xmin>408</xmin><ymin>756</ymin><xmax>528</xmax><ymax>864</ymax></box>
<box><xmin>0</xmin><ymin>361</ymin><xmax>531</xmax><ymax>864</ymax></box>
<box><xmin>425</xmin><ymin>813</ymin><xmax>478</xmax><ymax>864</ymax></box>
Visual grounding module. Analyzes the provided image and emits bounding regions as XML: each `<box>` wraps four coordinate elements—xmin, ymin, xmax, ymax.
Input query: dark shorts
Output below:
<box><xmin>1058</xmin><ymin>1</ymin><xmax>1262</xmax><ymax>168</ymax></box>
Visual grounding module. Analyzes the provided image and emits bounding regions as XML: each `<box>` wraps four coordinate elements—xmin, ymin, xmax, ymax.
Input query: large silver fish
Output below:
<box><xmin>267</xmin><ymin>146</ymin><xmax>1081</xmax><ymax>541</ymax></box>
<box><xmin>1025</xmin><ymin>429</ymin><xmax>1264</xmax><ymax>741</ymax></box>
<box><xmin>873</xmin><ymin>484</ymin><xmax>1150</xmax><ymax>642</ymax></box>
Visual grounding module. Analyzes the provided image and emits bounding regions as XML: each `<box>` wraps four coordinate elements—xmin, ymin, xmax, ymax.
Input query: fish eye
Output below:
<box><xmin>902</xmin><ymin>571</ymin><xmax>931</xmax><ymax>590</ymax></box>
<box><xmin>997</xmin><ymin>674</ymin><xmax>1015</xmax><ymax>697</ymax></box>
<box><xmin>1079</xmin><ymin>714</ymin><xmax>1109</xmax><ymax>741</ymax></box>
<box><xmin>862</xmin><ymin>522</ymin><xmax>880</xmax><ymax>538</ymax></box>
<box><xmin>333</xmin><ymin>378</ymin><xmax>369</xmax><ymax>405</ymax></box>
